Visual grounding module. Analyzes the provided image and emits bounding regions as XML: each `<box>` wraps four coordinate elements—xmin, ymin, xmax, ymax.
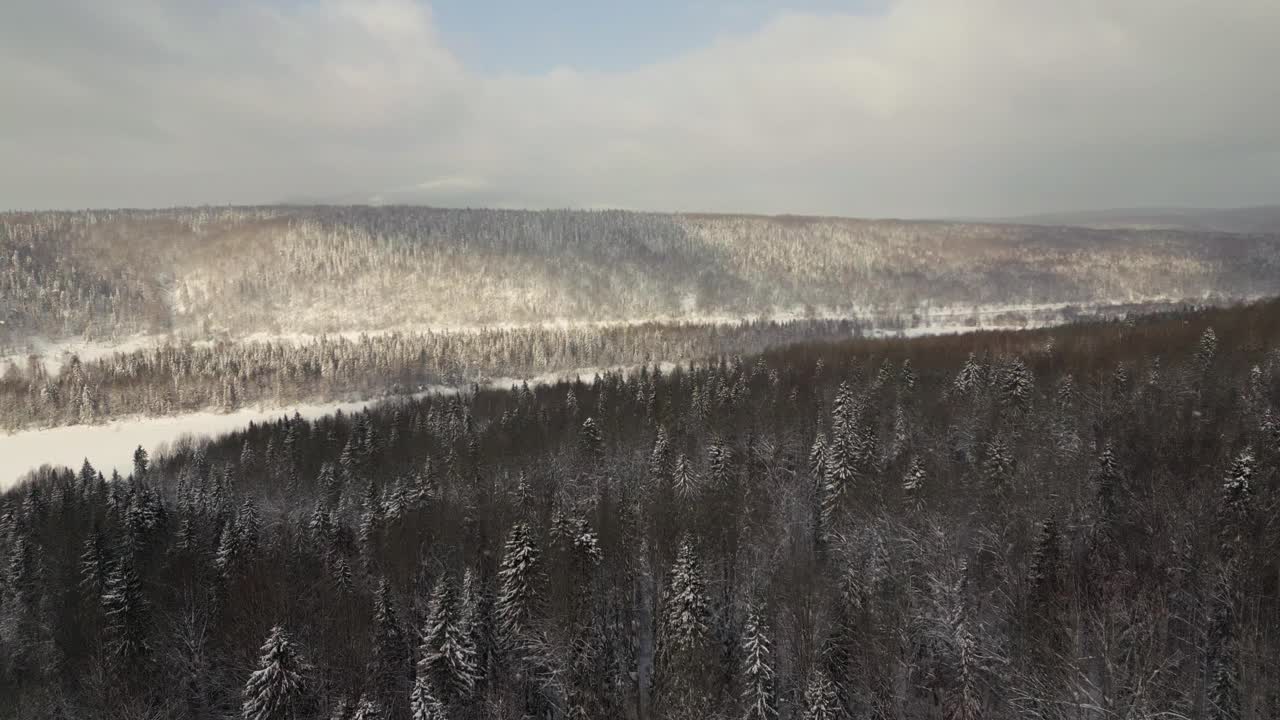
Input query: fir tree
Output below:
<box><xmin>672</xmin><ymin>453</ymin><xmax>698</xmax><ymax>498</ymax></box>
<box><xmin>579</xmin><ymin>417</ymin><xmax>604</xmax><ymax>459</ymax></box>
<box><xmin>409</xmin><ymin>677</ymin><xmax>448</xmax><ymax>720</ymax></box>
<box><xmin>418</xmin><ymin>574</ymin><xmax>478</xmax><ymax>706</ymax></box>
<box><xmin>370</xmin><ymin>578</ymin><xmax>410</xmax><ymax>709</ymax></box>
<box><xmin>496</xmin><ymin>522</ymin><xmax>543</xmax><ymax>645</ymax></box>
<box><xmin>801</xmin><ymin>667</ymin><xmax>840</xmax><ymax>720</ymax></box>
<box><xmin>740</xmin><ymin>604</ymin><xmax>777</xmax><ymax>720</ymax></box>
<box><xmin>102</xmin><ymin>552</ymin><xmax>149</xmax><ymax>660</ymax></box>
<box><xmin>902</xmin><ymin>456</ymin><xmax>926</xmax><ymax>511</ymax></box>
<box><xmin>243</xmin><ymin>625</ymin><xmax>308</xmax><ymax>720</ymax></box>
<box><xmin>663</xmin><ymin>539</ymin><xmax>709</xmax><ymax>653</ymax></box>
<box><xmin>78</xmin><ymin>528</ymin><xmax>108</xmax><ymax>598</ymax></box>
<box><xmin>349</xmin><ymin>695</ymin><xmax>382</xmax><ymax>720</ymax></box>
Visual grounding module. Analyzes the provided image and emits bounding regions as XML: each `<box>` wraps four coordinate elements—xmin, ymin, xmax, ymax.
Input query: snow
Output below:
<box><xmin>0</xmin><ymin>397</ymin><xmax>395</xmax><ymax>490</ymax></box>
<box><xmin>0</xmin><ymin>333</ymin><xmax>173</xmax><ymax>374</ymax></box>
<box><xmin>0</xmin><ymin>362</ymin><xmax>676</xmax><ymax>491</ymax></box>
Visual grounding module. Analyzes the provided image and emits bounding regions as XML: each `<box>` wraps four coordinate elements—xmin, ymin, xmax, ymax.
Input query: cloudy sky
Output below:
<box><xmin>2</xmin><ymin>0</ymin><xmax>1278</xmax><ymax>216</ymax></box>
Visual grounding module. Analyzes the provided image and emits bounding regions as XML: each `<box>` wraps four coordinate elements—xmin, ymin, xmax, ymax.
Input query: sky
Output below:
<box><xmin>1</xmin><ymin>0</ymin><xmax>1277</xmax><ymax>217</ymax></box>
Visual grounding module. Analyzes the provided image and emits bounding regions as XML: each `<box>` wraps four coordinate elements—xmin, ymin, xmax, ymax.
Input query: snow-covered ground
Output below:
<box><xmin>0</xmin><ymin>363</ymin><xmax>673</xmax><ymax>491</ymax></box>
<box><xmin>0</xmin><ymin>397</ymin><xmax>396</xmax><ymax>490</ymax></box>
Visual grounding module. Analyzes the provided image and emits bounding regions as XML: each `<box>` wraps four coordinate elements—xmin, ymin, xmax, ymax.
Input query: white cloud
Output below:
<box><xmin>2</xmin><ymin>0</ymin><xmax>1277</xmax><ymax>215</ymax></box>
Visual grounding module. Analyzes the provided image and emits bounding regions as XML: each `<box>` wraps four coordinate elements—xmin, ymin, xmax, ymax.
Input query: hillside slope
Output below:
<box><xmin>4</xmin><ymin>206</ymin><xmax>1280</xmax><ymax>346</ymax></box>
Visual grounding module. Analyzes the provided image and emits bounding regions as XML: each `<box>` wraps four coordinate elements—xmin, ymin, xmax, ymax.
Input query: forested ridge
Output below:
<box><xmin>3</xmin><ymin>299</ymin><xmax>1279</xmax><ymax>719</ymax></box>
<box><xmin>4</xmin><ymin>206</ymin><xmax>1279</xmax><ymax>346</ymax></box>
<box><xmin>0</xmin><ymin>319</ymin><xmax>868</xmax><ymax>431</ymax></box>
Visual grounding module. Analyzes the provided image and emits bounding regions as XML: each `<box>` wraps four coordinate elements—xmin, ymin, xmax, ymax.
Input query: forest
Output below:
<box><xmin>4</xmin><ymin>206</ymin><xmax>1279</xmax><ymax>347</ymax></box>
<box><xmin>2</xmin><ymin>297</ymin><xmax>1278</xmax><ymax>720</ymax></box>
<box><xmin>0</xmin><ymin>319</ymin><xmax>868</xmax><ymax>431</ymax></box>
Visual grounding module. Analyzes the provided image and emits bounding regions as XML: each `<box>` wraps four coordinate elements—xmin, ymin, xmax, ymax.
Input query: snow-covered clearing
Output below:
<box><xmin>0</xmin><ymin>363</ymin><xmax>673</xmax><ymax>491</ymax></box>
<box><xmin>0</xmin><ymin>397</ymin><xmax>393</xmax><ymax>490</ymax></box>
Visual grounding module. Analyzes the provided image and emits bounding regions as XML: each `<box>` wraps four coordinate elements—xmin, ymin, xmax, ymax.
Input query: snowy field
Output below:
<box><xmin>0</xmin><ymin>398</ymin><xmax>394</xmax><ymax>490</ymax></box>
<box><xmin>0</xmin><ymin>363</ymin><xmax>674</xmax><ymax>490</ymax></box>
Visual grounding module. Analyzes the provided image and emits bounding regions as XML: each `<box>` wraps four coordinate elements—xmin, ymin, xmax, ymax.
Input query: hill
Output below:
<box><xmin>4</xmin><ymin>206</ymin><xmax>1280</xmax><ymax>347</ymax></box>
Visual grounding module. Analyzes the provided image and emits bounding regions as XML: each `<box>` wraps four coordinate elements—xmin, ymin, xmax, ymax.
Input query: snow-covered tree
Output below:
<box><xmin>902</xmin><ymin>456</ymin><xmax>926</xmax><ymax>511</ymax></box>
<box><xmin>409</xmin><ymin>677</ymin><xmax>448</xmax><ymax>720</ymax></box>
<box><xmin>102</xmin><ymin>553</ymin><xmax>149</xmax><ymax>660</ymax></box>
<box><xmin>370</xmin><ymin>578</ymin><xmax>410</xmax><ymax>708</ymax></box>
<box><xmin>349</xmin><ymin>696</ymin><xmax>382</xmax><ymax>720</ymax></box>
<box><xmin>672</xmin><ymin>453</ymin><xmax>698</xmax><ymax>498</ymax></box>
<box><xmin>740</xmin><ymin>604</ymin><xmax>777</xmax><ymax>720</ymax></box>
<box><xmin>418</xmin><ymin>574</ymin><xmax>477</xmax><ymax>706</ymax></box>
<box><xmin>662</xmin><ymin>539</ymin><xmax>709</xmax><ymax>653</ymax></box>
<box><xmin>801</xmin><ymin>667</ymin><xmax>840</xmax><ymax>720</ymax></box>
<box><xmin>579</xmin><ymin>416</ymin><xmax>604</xmax><ymax>459</ymax></box>
<box><xmin>242</xmin><ymin>625</ymin><xmax>307</xmax><ymax>720</ymax></box>
<box><xmin>496</xmin><ymin>523</ymin><xmax>542</xmax><ymax>645</ymax></box>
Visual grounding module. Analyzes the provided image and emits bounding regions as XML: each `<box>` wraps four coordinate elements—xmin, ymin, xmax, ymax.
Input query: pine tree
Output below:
<box><xmin>801</xmin><ymin>667</ymin><xmax>840</xmax><ymax>720</ymax></box>
<box><xmin>952</xmin><ymin>353</ymin><xmax>984</xmax><ymax>398</ymax></box>
<box><xmin>349</xmin><ymin>695</ymin><xmax>382</xmax><ymax>720</ymax></box>
<box><xmin>902</xmin><ymin>456</ymin><xmax>926</xmax><ymax>511</ymax></box>
<box><xmin>243</xmin><ymin>625</ymin><xmax>308</xmax><ymax>720</ymax></box>
<box><xmin>899</xmin><ymin>359</ymin><xmax>917</xmax><ymax>395</ymax></box>
<box><xmin>740</xmin><ymin>604</ymin><xmax>777</xmax><ymax>720</ymax></box>
<box><xmin>132</xmin><ymin>445</ymin><xmax>149</xmax><ymax>479</ymax></box>
<box><xmin>707</xmin><ymin>438</ymin><xmax>732</xmax><ymax>486</ymax></box>
<box><xmin>409</xmin><ymin>677</ymin><xmax>448</xmax><ymax>720</ymax></box>
<box><xmin>102</xmin><ymin>552</ymin><xmax>149</xmax><ymax>660</ymax></box>
<box><xmin>79</xmin><ymin>528</ymin><xmax>108</xmax><ymax>598</ymax></box>
<box><xmin>662</xmin><ymin>539</ymin><xmax>709</xmax><ymax>653</ymax></box>
<box><xmin>808</xmin><ymin>434</ymin><xmax>828</xmax><ymax>487</ymax></box>
<box><xmin>998</xmin><ymin>358</ymin><xmax>1033</xmax><ymax>411</ymax></box>
<box><xmin>650</xmin><ymin>427</ymin><xmax>671</xmax><ymax>481</ymax></box>
<box><xmin>418</xmin><ymin>574</ymin><xmax>477</xmax><ymax>706</ymax></box>
<box><xmin>370</xmin><ymin>578</ymin><xmax>410</xmax><ymax>709</ymax></box>
<box><xmin>333</xmin><ymin>557</ymin><xmax>354</xmax><ymax>593</ymax></box>
<box><xmin>1094</xmin><ymin>445</ymin><xmax>1123</xmax><ymax>520</ymax></box>
<box><xmin>672</xmin><ymin>453</ymin><xmax>698</xmax><ymax>498</ymax></box>
<box><xmin>579</xmin><ymin>417</ymin><xmax>604</xmax><ymax>459</ymax></box>
<box><xmin>982</xmin><ymin>437</ymin><xmax>1014</xmax><ymax>496</ymax></box>
<box><xmin>1218</xmin><ymin>449</ymin><xmax>1255</xmax><ymax>559</ymax></box>
<box><xmin>496</xmin><ymin>522</ymin><xmax>542</xmax><ymax>645</ymax></box>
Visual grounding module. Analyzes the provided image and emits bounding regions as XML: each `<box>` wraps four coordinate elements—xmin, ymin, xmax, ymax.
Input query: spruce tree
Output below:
<box><xmin>496</xmin><ymin>523</ymin><xmax>542</xmax><ymax>645</ymax></box>
<box><xmin>409</xmin><ymin>677</ymin><xmax>448</xmax><ymax>720</ymax></box>
<box><xmin>672</xmin><ymin>453</ymin><xmax>698</xmax><ymax>498</ymax></box>
<box><xmin>740</xmin><ymin>604</ymin><xmax>777</xmax><ymax>720</ymax></box>
<box><xmin>418</xmin><ymin>574</ymin><xmax>477</xmax><ymax>706</ymax></box>
<box><xmin>370</xmin><ymin>578</ymin><xmax>410</xmax><ymax>711</ymax></box>
<box><xmin>802</xmin><ymin>667</ymin><xmax>840</xmax><ymax>720</ymax></box>
<box><xmin>101</xmin><ymin>552</ymin><xmax>149</xmax><ymax>660</ymax></box>
<box><xmin>243</xmin><ymin>625</ymin><xmax>307</xmax><ymax>720</ymax></box>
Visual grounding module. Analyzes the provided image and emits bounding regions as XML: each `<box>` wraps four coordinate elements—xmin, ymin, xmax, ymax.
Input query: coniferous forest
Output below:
<box><xmin>3</xmin><ymin>298</ymin><xmax>1279</xmax><ymax>720</ymax></box>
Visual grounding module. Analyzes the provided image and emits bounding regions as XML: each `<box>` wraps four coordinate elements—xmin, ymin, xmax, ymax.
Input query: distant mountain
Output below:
<box><xmin>997</xmin><ymin>205</ymin><xmax>1280</xmax><ymax>234</ymax></box>
<box><xmin>4</xmin><ymin>205</ymin><xmax>1280</xmax><ymax>347</ymax></box>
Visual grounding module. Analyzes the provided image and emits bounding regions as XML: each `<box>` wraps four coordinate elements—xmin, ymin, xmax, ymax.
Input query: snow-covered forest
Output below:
<box><xmin>4</xmin><ymin>206</ymin><xmax>1279</xmax><ymax>345</ymax></box>
<box><xmin>3</xmin><ymin>298</ymin><xmax>1279</xmax><ymax>719</ymax></box>
<box><xmin>0</xmin><ymin>319</ymin><xmax>867</xmax><ymax>431</ymax></box>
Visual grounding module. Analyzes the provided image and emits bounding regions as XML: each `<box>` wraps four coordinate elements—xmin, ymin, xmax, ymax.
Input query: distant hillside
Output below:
<box><xmin>3</xmin><ymin>205</ymin><xmax>1280</xmax><ymax>346</ymax></box>
<box><xmin>1002</xmin><ymin>205</ymin><xmax>1280</xmax><ymax>234</ymax></box>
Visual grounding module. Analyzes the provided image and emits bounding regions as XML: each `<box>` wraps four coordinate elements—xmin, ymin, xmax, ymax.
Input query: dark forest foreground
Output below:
<box><xmin>3</xmin><ymin>300</ymin><xmax>1279</xmax><ymax>720</ymax></box>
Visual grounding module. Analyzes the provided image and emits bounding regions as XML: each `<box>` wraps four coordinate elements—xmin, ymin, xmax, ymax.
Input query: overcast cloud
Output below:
<box><xmin>2</xmin><ymin>0</ymin><xmax>1278</xmax><ymax>216</ymax></box>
